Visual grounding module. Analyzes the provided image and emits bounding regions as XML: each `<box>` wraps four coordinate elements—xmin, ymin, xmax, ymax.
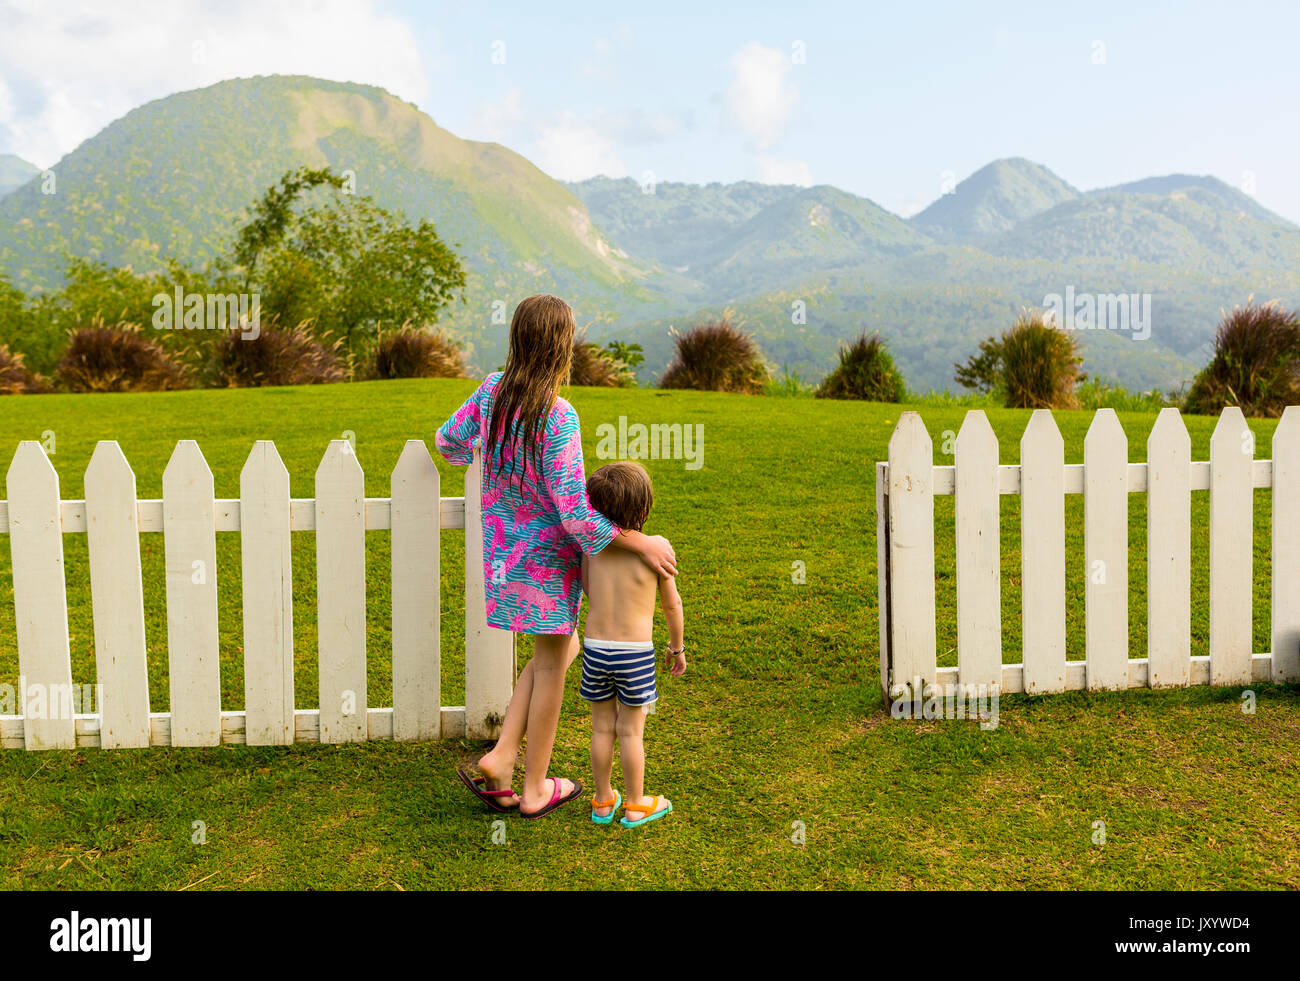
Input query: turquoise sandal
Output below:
<box><xmin>620</xmin><ymin>794</ymin><xmax>672</xmax><ymax>828</ymax></box>
<box><xmin>591</xmin><ymin>790</ymin><xmax>622</xmax><ymax>825</ymax></box>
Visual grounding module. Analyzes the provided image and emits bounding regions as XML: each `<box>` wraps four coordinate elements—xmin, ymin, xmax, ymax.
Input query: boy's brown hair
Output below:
<box><xmin>587</xmin><ymin>461</ymin><xmax>653</xmax><ymax>532</ymax></box>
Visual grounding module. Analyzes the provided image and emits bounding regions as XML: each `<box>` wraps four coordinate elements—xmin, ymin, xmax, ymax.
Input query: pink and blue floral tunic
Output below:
<box><xmin>436</xmin><ymin>372</ymin><xmax>618</xmax><ymax>634</ymax></box>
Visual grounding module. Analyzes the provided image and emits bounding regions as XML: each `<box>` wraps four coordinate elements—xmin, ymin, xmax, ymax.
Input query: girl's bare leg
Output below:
<box><xmin>475</xmin><ymin>656</ymin><xmax>535</xmax><ymax>806</ymax></box>
<box><xmin>519</xmin><ymin>631</ymin><xmax>580</xmax><ymax>811</ymax></box>
<box><xmin>590</xmin><ymin>699</ymin><xmax>619</xmax><ymax>816</ymax></box>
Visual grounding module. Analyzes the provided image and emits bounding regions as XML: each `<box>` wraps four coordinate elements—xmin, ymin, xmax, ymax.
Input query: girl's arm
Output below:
<box><xmin>435</xmin><ymin>378</ymin><xmax>490</xmax><ymax>465</ymax></box>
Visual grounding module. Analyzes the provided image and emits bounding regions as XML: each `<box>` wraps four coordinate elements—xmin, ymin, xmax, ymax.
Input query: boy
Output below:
<box><xmin>580</xmin><ymin>461</ymin><xmax>686</xmax><ymax>828</ymax></box>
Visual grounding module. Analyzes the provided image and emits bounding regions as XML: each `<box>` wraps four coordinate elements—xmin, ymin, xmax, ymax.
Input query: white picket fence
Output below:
<box><xmin>0</xmin><ymin>439</ymin><xmax>514</xmax><ymax>750</ymax></box>
<box><xmin>876</xmin><ymin>406</ymin><xmax>1300</xmax><ymax>699</ymax></box>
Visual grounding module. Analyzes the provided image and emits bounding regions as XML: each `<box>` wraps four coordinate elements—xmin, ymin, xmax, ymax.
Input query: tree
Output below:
<box><xmin>234</xmin><ymin>168</ymin><xmax>466</xmax><ymax>360</ymax></box>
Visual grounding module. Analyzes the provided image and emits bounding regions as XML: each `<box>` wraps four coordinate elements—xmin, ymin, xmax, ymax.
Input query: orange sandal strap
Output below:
<box><xmin>624</xmin><ymin>795</ymin><xmax>661</xmax><ymax>815</ymax></box>
<box><xmin>593</xmin><ymin>795</ymin><xmax>619</xmax><ymax>808</ymax></box>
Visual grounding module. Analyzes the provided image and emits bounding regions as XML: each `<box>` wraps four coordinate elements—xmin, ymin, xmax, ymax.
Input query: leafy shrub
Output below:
<box><xmin>211</xmin><ymin>321</ymin><xmax>344</xmax><ymax>387</ymax></box>
<box><xmin>56</xmin><ymin>323</ymin><xmax>191</xmax><ymax>393</ymax></box>
<box><xmin>660</xmin><ymin>315</ymin><xmax>769</xmax><ymax>394</ymax></box>
<box><xmin>570</xmin><ymin>331</ymin><xmax>631</xmax><ymax>387</ymax></box>
<box><xmin>371</xmin><ymin>324</ymin><xmax>466</xmax><ymax>379</ymax></box>
<box><xmin>0</xmin><ymin>345</ymin><xmax>51</xmax><ymax>394</ymax></box>
<box><xmin>816</xmin><ymin>332</ymin><xmax>907</xmax><ymax>402</ymax></box>
<box><xmin>1184</xmin><ymin>301</ymin><xmax>1300</xmax><ymax>417</ymax></box>
<box><xmin>765</xmin><ymin>368</ymin><xmax>815</xmax><ymax>397</ymax></box>
<box><xmin>1076</xmin><ymin>378</ymin><xmax>1181</xmax><ymax>412</ymax></box>
<box><xmin>955</xmin><ymin>310</ymin><xmax>1083</xmax><ymax>409</ymax></box>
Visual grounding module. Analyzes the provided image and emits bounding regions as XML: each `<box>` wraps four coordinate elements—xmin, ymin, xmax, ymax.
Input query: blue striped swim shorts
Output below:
<box><xmin>579</xmin><ymin>639</ymin><xmax>658</xmax><ymax>708</ymax></box>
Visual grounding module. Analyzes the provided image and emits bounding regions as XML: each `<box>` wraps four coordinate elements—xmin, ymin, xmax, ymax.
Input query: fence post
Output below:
<box><xmin>316</xmin><ymin>440</ymin><xmax>368</xmax><ymax>743</ymax></box>
<box><xmin>1020</xmin><ymin>410</ymin><xmax>1066</xmax><ymax>694</ymax></box>
<box><xmin>391</xmin><ymin>440</ymin><xmax>442</xmax><ymax>741</ymax></box>
<box><xmin>464</xmin><ymin>448</ymin><xmax>515</xmax><ymax>739</ymax></box>
<box><xmin>85</xmin><ymin>441</ymin><xmax>151</xmax><ymax>748</ymax></box>
<box><xmin>1147</xmin><ymin>408</ymin><xmax>1191</xmax><ymax>688</ymax></box>
<box><xmin>241</xmin><ymin>441</ymin><xmax>295</xmax><ymax>746</ymax></box>
<box><xmin>886</xmin><ymin>413</ymin><xmax>935</xmax><ymax>699</ymax></box>
<box><xmin>1209</xmin><ymin>407</ymin><xmax>1253</xmax><ymax>685</ymax></box>
<box><xmin>1272</xmin><ymin>407</ymin><xmax>1300</xmax><ymax>682</ymax></box>
<box><xmin>162</xmin><ymin>440</ymin><xmax>222</xmax><ymax>747</ymax></box>
<box><xmin>5</xmin><ymin>442</ymin><xmax>75</xmax><ymax>750</ymax></box>
<box><xmin>955</xmin><ymin>410</ymin><xmax>1001</xmax><ymax>690</ymax></box>
<box><xmin>1084</xmin><ymin>409</ymin><xmax>1129</xmax><ymax>690</ymax></box>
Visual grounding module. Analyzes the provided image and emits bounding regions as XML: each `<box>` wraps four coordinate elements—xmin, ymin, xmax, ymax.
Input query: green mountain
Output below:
<box><xmin>910</xmin><ymin>157</ymin><xmax>1079</xmax><ymax>241</ymax></box>
<box><xmin>3</xmin><ymin>76</ymin><xmax>1298</xmax><ymax>395</ymax></box>
<box><xmin>0</xmin><ymin>75</ymin><xmax>657</xmax><ymax>368</ymax></box>
<box><xmin>566</xmin><ymin>177</ymin><xmax>930</xmax><ymax>298</ymax></box>
<box><xmin>0</xmin><ymin>154</ymin><xmax>40</xmax><ymax>198</ymax></box>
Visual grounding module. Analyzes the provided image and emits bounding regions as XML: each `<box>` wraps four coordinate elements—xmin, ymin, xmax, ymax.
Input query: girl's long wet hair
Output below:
<box><xmin>486</xmin><ymin>294</ymin><xmax>574</xmax><ymax>486</ymax></box>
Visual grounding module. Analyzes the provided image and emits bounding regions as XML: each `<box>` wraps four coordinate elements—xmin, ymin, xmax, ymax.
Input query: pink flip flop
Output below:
<box><xmin>457</xmin><ymin>767</ymin><xmax>520</xmax><ymax>813</ymax></box>
<box><xmin>519</xmin><ymin>777</ymin><xmax>584</xmax><ymax>820</ymax></box>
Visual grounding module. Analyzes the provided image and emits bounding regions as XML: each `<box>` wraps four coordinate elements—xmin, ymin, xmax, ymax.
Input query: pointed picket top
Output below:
<box><xmin>85</xmin><ymin>440</ymin><xmax>135</xmax><ymax>492</ymax></box>
<box><xmin>163</xmin><ymin>440</ymin><xmax>214</xmax><ymax>495</ymax></box>
<box><xmin>316</xmin><ymin>438</ymin><xmax>364</xmax><ymax>485</ymax></box>
<box><xmin>1272</xmin><ymin>406</ymin><xmax>1300</xmax><ymax>682</ymax></box>
<box><xmin>392</xmin><ymin>438</ymin><xmax>436</xmax><ymax>485</ymax></box>
<box><xmin>1148</xmin><ymin>406</ymin><xmax>1190</xmax><ymax>454</ymax></box>
<box><xmin>7</xmin><ymin>440</ymin><xmax>59</xmax><ymax>495</ymax></box>
<box><xmin>1085</xmin><ymin>407</ymin><xmax>1125</xmax><ymax>453</ymax></box>
<box><xmin>956</xmin><ymin>409</ymin><xmax>997</xmax><ymax>456</ymax></box>
<box><xmin>1020</xmin><ymin>408</ymin><xmax>1063</xmax><ymax>455</ymax></box>
<box><xmin>1210</xmin><ymin>405</ymin><xmax>1251</xmax><ymax>460</ymax></box>
<box><xmin>241</xmin><ymin>439</ymin><xmax>290</xmax><ymax>494</ymax></box>
<box><xmin>888</xmin><ymin>411</ymin><xmax>933</xmax><ymax>496</ymax></box>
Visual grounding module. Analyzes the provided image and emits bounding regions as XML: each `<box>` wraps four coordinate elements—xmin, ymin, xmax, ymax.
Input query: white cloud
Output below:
<box><xmin>757</xmin><ymin>156</ymin><xmax>813</xmax><ymax>186</ymax></box>
<box><xmin>0</xmin><ymin>0</ymin><xmax>428</xmax><ymax>167</ymax></box>
<box><xmin>533</xmin><ymin>110</ymin><xmax>627</xmax><ymax>181</ymax></box>
<box><xmin>723</xmin><ymin>41</ymin><xmax>798</xmax><ymax>150</ymax></box>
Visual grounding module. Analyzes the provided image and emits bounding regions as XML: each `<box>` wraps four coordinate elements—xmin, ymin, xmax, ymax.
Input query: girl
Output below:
<box><xmin>440</xmin><ymin>294</ymin><xmax>677</xmax><ymax>819</ymax></box>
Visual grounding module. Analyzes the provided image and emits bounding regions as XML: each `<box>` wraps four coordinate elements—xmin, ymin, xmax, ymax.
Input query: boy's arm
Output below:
<box><xmin>659</xmin><ymin>573</ymin><xmax>684</xmax><ymax>653</ymax></box>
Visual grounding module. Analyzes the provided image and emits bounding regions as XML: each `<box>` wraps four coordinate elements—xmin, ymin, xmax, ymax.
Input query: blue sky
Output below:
<box><xmin>3</xmin><ymin>0</ymin><xmax>1299</xmax><ymax>220</ymax></box>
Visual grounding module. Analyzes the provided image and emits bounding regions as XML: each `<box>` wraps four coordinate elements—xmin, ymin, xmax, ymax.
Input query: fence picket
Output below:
<box><xmin>241</xmin><ymin>441</ymin><xmax>294</xmax><ymax>745</ymax></box>
<box><xmin>1084</xmin><ymin>409</ymin><xmax>1129</xmax><ymax>690</ymax></box>
<box><xmin>316</xmin><ymin>441</ymin><xmax>367</xmax><ymax>743</ymax></box>
<box><xmin>85</xmin><ymin>441</ymin><xmax>151</xmax><ymax>749</ymax></box>
<box><xmin>1147</xmin><ymin>409</ymin><xmax>1191</xmax><ymax>687</ymax></box>
<box><xmin>162</xmin><ymin>441</ymin><xmax>221</xmax><ymax>746</ymax></box>
<box><xmin>464</xmin><ymin>449</ymin><xmax>515</xmax><ymax>739</ymax></box>
<box><xmin>886</xmin><ymin>412</ymin><xmax>936</xmax><ymax>695</ymax></box>
<box><xmin>1272</xmin><ymin>407</ymin><xmax>1300</xmax><ymax>682</ymax></box>
<box><xmin>955</xmin><ymin>410</ymin><xmax>1000</xmax><ymax>689</ymax></box>
<box><xmin>1209</xmin><ymin>407</ymin><xmax>1253</xmax><ymax>685</ymax></box>
<box><xmin>1020</xmin><ymin>410</ymin><xmax>1066</xmax><ymax>694</ymax></box>
<box><xmin>391</xmin><ymin>440</ymin><xmax>441</xmax><ymax>740</ymax></box>
<box><xmin>5</xmin><ymin>443</ymin><xmax>75</xmax><ymax>750</ymax></box>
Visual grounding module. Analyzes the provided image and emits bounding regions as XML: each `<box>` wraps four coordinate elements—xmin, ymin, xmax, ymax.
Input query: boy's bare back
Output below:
<box><xmin>582</xmin><ymin>549</ymin><xmax>672</xmax><ymax>642</ymax></box>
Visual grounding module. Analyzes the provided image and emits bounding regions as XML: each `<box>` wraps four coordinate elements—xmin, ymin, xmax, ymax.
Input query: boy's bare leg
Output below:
<box><xmin>520</xmin><ymin>632</ymin><xmax>580</xmax><ymax>811</ymax></box>
<box><xmin>590</xmin><ymin>699</ymin><xmax>619</xmax><ymax>816</ymax></box>
<box><xmin>619</xmin><ymin>703</ymin><xmax>672</xmax><ymax>819</ymax></box>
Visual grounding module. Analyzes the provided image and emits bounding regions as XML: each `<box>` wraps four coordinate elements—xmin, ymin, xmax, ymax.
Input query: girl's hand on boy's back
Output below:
<box><xmin>625</xmin><ymin>530</ymin><xmax>676</xmax><ymax>577</ymax></box>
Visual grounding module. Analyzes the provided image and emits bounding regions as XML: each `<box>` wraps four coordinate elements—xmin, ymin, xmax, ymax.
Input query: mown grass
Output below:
<box><xmin>0</xmin><ymin>379</ymin><xmax>1296</xmax><ymax>890</ymax></box>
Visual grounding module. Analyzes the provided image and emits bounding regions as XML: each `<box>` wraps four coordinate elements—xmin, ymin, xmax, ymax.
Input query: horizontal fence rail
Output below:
<box><xmin>0</xmin><ymin>439</ymin><xmax>514</xmax><ymax>750</ymax></box>
<box><xmin>876</xmin><ymin>406</ymin><xmax>1300</xmax><ymax>702</ymax></box>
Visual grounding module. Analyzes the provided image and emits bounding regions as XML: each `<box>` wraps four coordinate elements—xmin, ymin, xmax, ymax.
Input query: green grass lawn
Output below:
<box><xmin>0</xmin><ymin>379</ymin><xmax>1296</xmax><ymax>890</ymax></box>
